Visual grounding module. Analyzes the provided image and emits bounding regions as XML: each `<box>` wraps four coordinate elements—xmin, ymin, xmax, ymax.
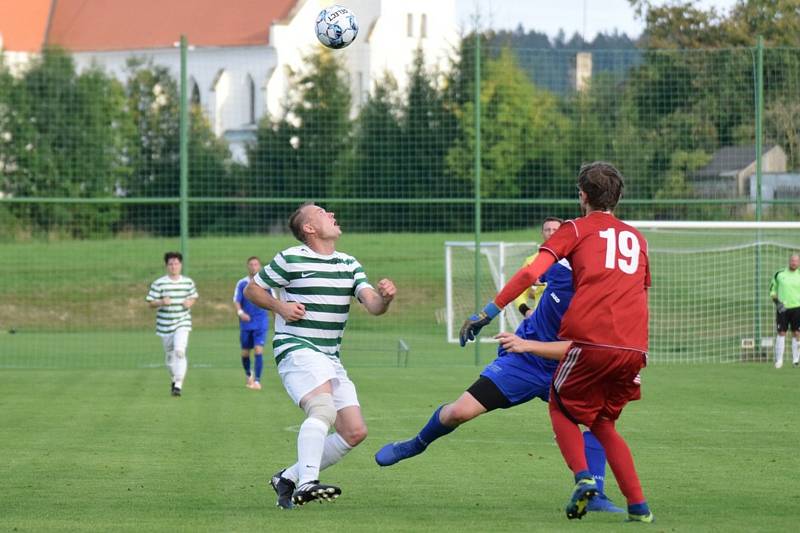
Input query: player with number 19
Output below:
<box><xmin>460</xmin><ymin>162</ymin><xmax>654</xmax><ymax>523</ymax></box>
<box><xmin>376</xmin><ymin>217</ymin><xmax>624</xmax><ymax>514</ymax></box>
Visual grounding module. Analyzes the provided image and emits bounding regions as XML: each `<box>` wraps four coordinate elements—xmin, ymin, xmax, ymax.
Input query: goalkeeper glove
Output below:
<box><xmin>459</xmin><ymin>302</ymin><xmax>501</xmax><ymax>347</ymax></box>
<box><xmin>774</xmin><ymin>299</ymin><xmax>787</xmax><ymax>314</ymax></box>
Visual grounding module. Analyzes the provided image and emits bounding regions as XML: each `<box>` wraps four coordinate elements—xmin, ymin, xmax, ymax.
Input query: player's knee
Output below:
<box><xmin>303</xmin><ymin>393</ymin><xmax>337</xmax><ymax>427</ymax></box>
<box><xmin>441</xmin><ymin>403</ymin><xmax>475</xmax><ymax>426</ymax></box>
<box><xmin>341</xmin><ymin>423</ymin><xmax>367</xmax><ymax>447</ymax></box>
<box><xmin>174</xmin><ymin>350</ymin><xmax>186</xmax><ymax>360</ymax></box>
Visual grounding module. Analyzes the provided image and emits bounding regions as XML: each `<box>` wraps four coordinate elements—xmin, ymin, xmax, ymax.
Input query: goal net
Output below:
<box><xmin>445</xmin><ymin>241</ymin><xmax>538</xmax><ymax>343</ymax></box>
<box><xmin>445</xmin><ymin>222</ymin><xmax>800</xmax><ymax>363</ymax></box>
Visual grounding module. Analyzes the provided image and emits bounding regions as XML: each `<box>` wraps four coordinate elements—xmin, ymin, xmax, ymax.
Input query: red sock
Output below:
<box><xmin>590</xmin><ymin>418</ymin><xmax>645</xmax><ymax>504</ymax></box>
<box><xmin>549</xmin><ymin>402</ymin><xmax>588</xmax><ymax>475</ymax></box>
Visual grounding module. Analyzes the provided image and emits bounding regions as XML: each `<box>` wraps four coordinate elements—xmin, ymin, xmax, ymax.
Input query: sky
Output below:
<box><xmin>456</xmin><ymin>0</ymin><xmax>740</xmax><ymax>40</ymax></box>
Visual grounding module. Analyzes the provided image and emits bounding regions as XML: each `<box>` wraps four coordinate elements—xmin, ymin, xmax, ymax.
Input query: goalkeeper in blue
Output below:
<box><xmin>375</xmin><ymin>219</ymin><xmax>623</xmax><ymax>513</ymax></box>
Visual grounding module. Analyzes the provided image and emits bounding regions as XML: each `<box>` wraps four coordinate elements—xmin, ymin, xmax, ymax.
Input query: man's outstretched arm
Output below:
<box><xmin>494</xmin><ymin>333</ymin><xmax>570</xmax><ymax>361</ymax></box>
<box><xmin>459</xmin><ymin>252</ymin><xmax>556</xmax><ymax>346</ymax></box>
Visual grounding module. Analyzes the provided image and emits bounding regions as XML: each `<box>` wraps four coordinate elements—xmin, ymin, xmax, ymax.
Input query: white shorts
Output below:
<box><xmin>277</xmin><ymin>349</ymin><xmax>359</xmax><ymax>410</ymax></box>
<box><xmin>160</xmin><ymin>328</ymin><xmax>190</xmax><ymax>354</ymax></box>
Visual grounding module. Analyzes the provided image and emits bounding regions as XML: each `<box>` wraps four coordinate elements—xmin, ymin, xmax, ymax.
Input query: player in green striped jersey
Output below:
<box><xmin>245</xmin><ymin>202</ymin><xmax>396</xmax><ymax>508</ymax></box>
<box><xmin>146</xmin><ymin>252</ymin><xmax>198</xmax><ymax>396</ymax></box>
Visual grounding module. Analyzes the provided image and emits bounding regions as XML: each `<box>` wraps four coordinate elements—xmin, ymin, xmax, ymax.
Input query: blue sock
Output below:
<box><xmin>583</xmin><ymin>430</ymin><xmax>606</xmax><ymax>493</ymax></box>
<box><xmin>628</xmin><ymin>502</ymin><xmax>650</xmax><ymax>515</ymax></box>
<box><xmin>574</xmin><ymin>469</ymin><xmax>593</xmax><ymax>483</ymax></box>
<box><xmin>241</xmin><ymin>356</ymin><xmax>251</xmax><ymax>376</ymax></box>
<box><xmin>416</xmin><ymin>405</ymin><xmax>455</xmax><ymax>448</ymax></box>
<box><xmin>254</xmin><ymin>354</ymin><xmax>263</xmax><ymax>381</ymax></box>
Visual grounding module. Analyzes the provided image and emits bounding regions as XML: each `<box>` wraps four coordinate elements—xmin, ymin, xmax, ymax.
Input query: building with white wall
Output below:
<box><xmin>1</xmin><ymin>0</ymin><xmax>459</xmax><ymax>162</ymax></box>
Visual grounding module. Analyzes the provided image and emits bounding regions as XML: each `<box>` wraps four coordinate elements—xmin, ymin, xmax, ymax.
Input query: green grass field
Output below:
<box><xmin>2</xmin><ymin>360</ymin><xmax>797</xmax><ymax>532</ymax></box>
<box><xmin>2</xmin><ymin>230</ymin><xmax>800</xmax><ymax>531</ymax></box>
<box><xmin>2</xmin><ymin>229</ymin><xmax>799</xmax><ymax>366</ymax></box>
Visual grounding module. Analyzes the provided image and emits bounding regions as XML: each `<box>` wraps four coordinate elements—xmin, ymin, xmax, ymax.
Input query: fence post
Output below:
<box><xmin>179</xmin><ymin>35</ymin><xmax>189</xmax><ymax>271</ymax></box>
<box><xmin>754</xmin><ymin>35</ymin><xmax>764</xmax><ymax>355</ymax></box>
<box><xmin>473</xmin><ymin>30</ymin><xmax>482</xmax><ymax>366</ymax></box>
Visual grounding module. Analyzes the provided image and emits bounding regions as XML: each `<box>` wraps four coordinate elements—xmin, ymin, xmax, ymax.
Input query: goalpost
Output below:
<box><xmin>444</xmin><ymin>222</ymin><xmax>800</xmax><ymax>363</ymax></box>
<box><xmin>445</xmin><ymin>241</ymin><xmax>537</xmax><ymax>343</ymax></box>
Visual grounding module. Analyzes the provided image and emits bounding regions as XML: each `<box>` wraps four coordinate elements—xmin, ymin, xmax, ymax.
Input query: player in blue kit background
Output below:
<box><xmin>234</xmin><ymin>256</ymin><xmax>270</xmax><ymax>390</ymax></box>
<box><xmin>375</xmin><ymin>218</ymin><xmax>623</xmax><ymax>513</ymax></box>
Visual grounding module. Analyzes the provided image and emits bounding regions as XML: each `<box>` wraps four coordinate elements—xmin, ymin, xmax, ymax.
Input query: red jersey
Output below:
<box><xmin>541</xmin><ymin>211</ymin><xmax>650</xmax><ymax>352</ymax></box>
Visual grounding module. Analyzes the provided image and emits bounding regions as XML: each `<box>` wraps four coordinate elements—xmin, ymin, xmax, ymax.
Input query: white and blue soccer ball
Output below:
<box><xmin>315</xmin><ymin>5</ymin><xmax>359</xmax><ymax>49</ymax></box>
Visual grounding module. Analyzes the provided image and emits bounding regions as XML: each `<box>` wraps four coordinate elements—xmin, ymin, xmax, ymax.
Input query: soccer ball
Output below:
<box><xmin>315</xmin><ymin>5</ymin><xmax>359</xmax><ymax>49</ymax></box>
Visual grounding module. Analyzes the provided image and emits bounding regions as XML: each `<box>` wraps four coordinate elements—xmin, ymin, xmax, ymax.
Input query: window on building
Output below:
<box><xmin>190</xmin><ymin>79</ymin><xmax>201</xmax><ymax>106</ymax></box>
<box><xmin>420</xmin><ymin>14</ymin><xmax>427</xmax><ymax>38</ymax></box>
<box><xmin>247</xmin><ymin>75</ymin><xmax>256</xmax><ymax>124</ymax></box>
<box><xmin>407</xmin><ymin>13</ymin><xmax>413</xmax><ymax>37</ymax></box>
<box><xmin>210</xmin><ymin>69</ymin><xmax>229</xmax><ymax>136</ymax></box>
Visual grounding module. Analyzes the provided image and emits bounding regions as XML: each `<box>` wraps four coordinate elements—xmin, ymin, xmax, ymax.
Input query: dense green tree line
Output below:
<box><xmin>0</xmin><ymin>50</ymin><xmax>232</xmax><ymax>237</ymax></box>
<box><xmin>2</xmin><ymin>0</ymin><xmax>799</xmax><ymax>239</ymax></box>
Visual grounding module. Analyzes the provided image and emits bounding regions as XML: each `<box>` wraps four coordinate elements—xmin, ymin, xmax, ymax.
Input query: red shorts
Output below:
<box><xmin>548</xmin><ymin>343</ymin><xmax>647</xmax><ymax>427</ymax></box>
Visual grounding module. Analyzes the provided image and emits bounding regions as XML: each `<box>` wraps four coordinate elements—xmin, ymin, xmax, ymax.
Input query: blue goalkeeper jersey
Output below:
<box><xmin>502</xmin><ymin>258</ymin><xmax>573</xmax><ymax>365</ymax></box>
<box><xmin>480</xmin><ymin>259</ymin><xmax>574</xmax><ymax>404</ymax></box>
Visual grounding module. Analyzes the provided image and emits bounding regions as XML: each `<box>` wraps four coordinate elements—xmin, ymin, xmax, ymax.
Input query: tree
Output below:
<box><xmin>0</xmin><ymin>56</ymin><xmax>24</xmax><ymax>238</ymax></box>
<box><xmin>0</xmin><ymin>48</ymin><xmax>133</xmax><ymax>237</ymax></box>
<box><xmin>446</xmin><ymin>47</ymin><xmax>570</xmax><ymax>228</ymax></box>
<box><xmin>333</xmin><ymin>73</ymin><xmax>403</xmax><ymax>230</ymax></box>
<box><xmin>618</xmin><ymin>1</ymin><xmax>800</xmax><ymax>217</ymax></box>
<box><xmin>122</xmin><ymin>59</ymin><xmax>231</xmax><ymax>235</ymax></box>
<box><xmin>630</xmin><ymin>0</ymin><xmax>800</xmax><ymax>48</ymax></box>
<box><xmin>723</xmin><ymin>0</ymin><xmax>800</xmax><ymax>46</ymax></box>
<box><xmin>247</xmin><ymin>47</ymin><xmax>352</xmax><ymax>198</ymax></box>
<box><xmin>246</xmin><ymin>48</ymin><xmax>353</xmax><ymax>229</ymax></box>
<box><xmin>285</xmin><ymin>48</ymin><xmax>352</xmax><ymax>199</ymax></box>
<box><xmin>765</xmin><ymin>98</ymin><xmax>800</xmax><ymax>169</ymax></box>
<box><xmin>631</xmin><ymin>0</ymin><xmax>730</xmax><ymax>49</ymax></box>
<box><xmin>399</xmin><ymin>48</ymin><xmax>461</xmax><ymax>229</ymax></box>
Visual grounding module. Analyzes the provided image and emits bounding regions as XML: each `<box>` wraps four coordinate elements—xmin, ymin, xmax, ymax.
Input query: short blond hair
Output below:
<box><xmin>288</xmin><ymin>202</ymin><xmax>315</xmax><ymax>242</ymax></box>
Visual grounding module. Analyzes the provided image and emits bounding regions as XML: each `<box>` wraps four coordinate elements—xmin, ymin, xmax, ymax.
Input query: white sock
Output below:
<box><xmin>173</xmin><ymin>355</ymin><xmax>187</xmax><ymax>384</ymax></box>
<box><xmin>297</xmin><ymin>417</ymin><xmax>329</xmax><ymax>485</ymax></box>
<box><xmin>282</xmin><ymin>433</ymin><xmax>352</xmax><ymax>483</ymax></box>
<box><xmin>792</xmin><ymin>338</ymin><xmax>799</xmax><ymax>364</ymax></box>
<box><xmin>320</xmin><ymin>432</ymin><xmax>353</xmax><ymax>470</ymax></box>
<box><xmin>282</xmin><ymin>464</ymin><xmax>299</xmax><ymax>483</ymax></box>
<box><xmin>165</xmin><ymin>351</ymin><xmax>176</xmax><ymax>381</ymax></box>
<box><xmin>775</xmin><ymin>336</ymin><xmax>785</xmax><ymax>365</ymax></box>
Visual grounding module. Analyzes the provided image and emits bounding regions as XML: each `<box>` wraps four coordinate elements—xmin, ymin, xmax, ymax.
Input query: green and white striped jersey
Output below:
<box><xmin>253</xmin><ymin>245</ymin><xmax>373</xmax><ymax>363</ymax></box>
<box><xmin>145</xmin><ymin>275</ymin><xmax>199</xmax><ymax>336</ymax></box>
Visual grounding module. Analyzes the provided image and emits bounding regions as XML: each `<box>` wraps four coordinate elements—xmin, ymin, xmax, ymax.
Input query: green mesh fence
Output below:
<box><xmin>1</xmin><ymin>40</ymin><xmax>799</xmax><ymax>369</ymax></box>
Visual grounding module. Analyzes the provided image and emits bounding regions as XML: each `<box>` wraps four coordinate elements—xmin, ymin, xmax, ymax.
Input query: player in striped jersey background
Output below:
<box><xmin>146</xmin><ymin>252</ymin><xmax>198</xmax><ymax>397</ymax></box>
<box><xmin>245</xmin><ymin>202</ymin><xmax>396</xmax><ymax>508</ymax></box>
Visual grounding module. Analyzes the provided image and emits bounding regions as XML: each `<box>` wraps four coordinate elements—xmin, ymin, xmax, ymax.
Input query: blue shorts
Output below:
<box><xmin>240</xmin><ymin>329</ymin><xmax>267</xmax><ymax>350</ymax></box>
<box><xmin>480</xmin><ymin>353</ymin><xmax>557</xmax><ymax>406</ymax></box>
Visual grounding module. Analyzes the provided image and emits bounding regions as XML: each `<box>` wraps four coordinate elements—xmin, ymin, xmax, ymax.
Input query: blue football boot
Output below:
<box><xmin>374</xmin><ymin>437</ymin><xmax>426</xmax><ymax>467</ymax></box>
<box><xmin>587</xmin><ymin>493</ymin><xmax>624</xmax><ymax>513</ymax></box>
